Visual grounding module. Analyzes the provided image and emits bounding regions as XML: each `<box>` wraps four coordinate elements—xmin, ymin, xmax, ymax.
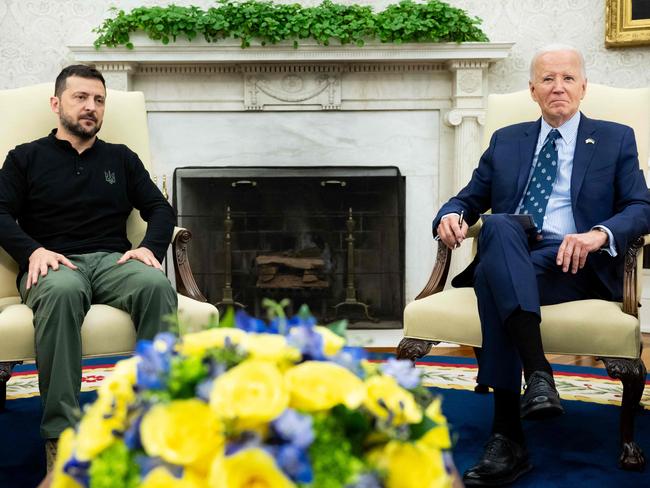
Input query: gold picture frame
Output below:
<box><xmin>606</xmin><ymin>0</ymin><xmax>650</xmax><ymax>47</ymax></box>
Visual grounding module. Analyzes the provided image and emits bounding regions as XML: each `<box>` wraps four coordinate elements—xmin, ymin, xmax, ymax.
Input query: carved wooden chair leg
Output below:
<box><xmin>396</xmin><ymin>338</ymin><xmax>435</xmax><ymax>363</ymax></box>
<box><xmin>600</xmin><ymin>356</ymin><xmax>646</xmax><ymax>471</ymax></box>
<box><xmin>0</xmin><ymin>361</ymin><xmax>19</xmax><ymax>412</ymax></box>
<box><xmin>471</xmin><ymin>346</ymin><xmax>490</xmax><ymax>394</ymax></box>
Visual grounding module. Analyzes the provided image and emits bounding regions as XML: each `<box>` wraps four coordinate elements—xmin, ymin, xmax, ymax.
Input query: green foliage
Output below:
<box><xmin>309</xmin><ymin>411</ymin><xmax>365</xmax><ymax>487</ymax></box>
<box><xmin>93</xmin><ymin>0</ymin><xmax>488</xmax><ymax>50</ymax></box>
<box><xmin>167</xmin><ymin>354</ymin><xmax>209</xmax><ymax>398</ymax></box>
<box><xmin>89</xmin><ymin>440</ymin><xmax>139</xmax><ymax>488</ymax></box>
<box><xmin>326</xmin><ymin>318</ymin><xmax>348</xmax><ymax>338</ymax></box>
<box><xmin>218</xmin><ymin>306</ymin><xmax>236</xmax><ymax>328</ymax></box>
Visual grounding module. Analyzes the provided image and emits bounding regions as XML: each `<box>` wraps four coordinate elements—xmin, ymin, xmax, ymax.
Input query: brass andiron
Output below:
<box><xmin>334</xmin><ymin>208</ymin><xmax>377</xmax><ymax>322</ymax></box>
<box><xmin>216</xmin><ymin>206</ymin><xmax>244</xmax><ymax>311</ymax></box>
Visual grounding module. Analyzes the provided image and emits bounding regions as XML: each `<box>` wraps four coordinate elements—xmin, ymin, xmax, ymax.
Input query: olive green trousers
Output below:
<box><xmin>20</xmin><ymin>252</ymin><xmax>177</xmax><ymax>439</ymax></box>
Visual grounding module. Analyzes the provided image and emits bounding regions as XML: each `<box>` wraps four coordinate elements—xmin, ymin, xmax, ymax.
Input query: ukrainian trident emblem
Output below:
<box><xmin>104</xmin><ymin>170</ymin><xmax>116</xmax><ymax>185</ymax></box>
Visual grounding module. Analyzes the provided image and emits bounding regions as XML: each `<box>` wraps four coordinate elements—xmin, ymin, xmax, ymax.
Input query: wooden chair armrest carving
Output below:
<box><xmin>172</xmin><ymin>227</ymin><xmax>207</xmax><ymax>303</ymax></box>
<box><xmin>415</xmin><ymin>222</ymin><xmax>482</xmax><ymax>300</ymax></box>
<box><xmin>415</xmin><ymin>241</ymin><xmax>452</xmax><ymax>300</ymax></box>
<box><xmin>622</xmin><ymin>235</ymin><xmax>646</xmax><ymax>317</ymax></box>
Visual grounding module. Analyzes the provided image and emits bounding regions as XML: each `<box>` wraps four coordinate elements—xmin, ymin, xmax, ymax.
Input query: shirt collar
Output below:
<box><xmin>539</xmin><ymin>111</ymin><xmax>581</xmax><ymax>146</ymax></box>
<box><xmin>48</xmin><ymin>128</ymin><xmax>101</xmax><ymax>154</ymax></box>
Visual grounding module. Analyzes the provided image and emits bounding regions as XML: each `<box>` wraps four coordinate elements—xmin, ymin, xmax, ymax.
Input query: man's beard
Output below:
<box><xmin>59</xmin><ymin>111</ymin><xmax>102</xmax><ymax>140</ymax></box>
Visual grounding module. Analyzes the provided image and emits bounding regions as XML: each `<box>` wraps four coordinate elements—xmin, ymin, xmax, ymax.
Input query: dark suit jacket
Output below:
<box><xmin>432</xmin><ymin>113</ymin><xmax>650</xmax><ymax>300</ymax></box>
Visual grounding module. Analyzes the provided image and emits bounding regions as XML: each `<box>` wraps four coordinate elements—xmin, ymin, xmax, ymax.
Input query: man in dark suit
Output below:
<box><xmin>433</xmin><ymin>45</ymin><xmax>650</xmax><ymax>485</ymax></box>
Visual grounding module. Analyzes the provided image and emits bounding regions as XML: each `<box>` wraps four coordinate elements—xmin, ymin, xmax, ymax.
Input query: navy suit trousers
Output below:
<box><xmin>474</xmin><ymin>214</ymin><xmax>606</xmax><ymax>391</ymax></box>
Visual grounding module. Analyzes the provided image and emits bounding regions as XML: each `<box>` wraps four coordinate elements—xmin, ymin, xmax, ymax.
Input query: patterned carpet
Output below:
<box><xmin>9</xmin><ymin>354</ymin><xmax>650</xmax><ymax>410</ymax></box>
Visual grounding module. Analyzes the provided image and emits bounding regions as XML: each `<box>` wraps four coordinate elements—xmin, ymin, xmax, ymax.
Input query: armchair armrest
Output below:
<box><xmin>415</xmin><ymin>221</ymin><xmax>482</xmax><ymax>300</ymax></box>
<box><xmin>172</xmin><ymin>226</ymin><xmax>207</xmax><ymax>303</ymax></box>
<box><xmin>622</xmin><ymin>235</ymin><xmax>646</xmax><ymax>317</ymax></box>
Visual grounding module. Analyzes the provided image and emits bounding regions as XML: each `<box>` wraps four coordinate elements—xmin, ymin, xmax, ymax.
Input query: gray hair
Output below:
<box><xmin>529</xmin><ymin>44</ymin><xmax>586</xmax><ymax>81</ymax></box>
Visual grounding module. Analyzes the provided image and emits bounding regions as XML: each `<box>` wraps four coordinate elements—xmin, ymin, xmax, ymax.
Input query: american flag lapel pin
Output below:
<box><xmin>585</xmin><ymin>138</ymin><xmax>595</xmax><ymax>144</ymax></box>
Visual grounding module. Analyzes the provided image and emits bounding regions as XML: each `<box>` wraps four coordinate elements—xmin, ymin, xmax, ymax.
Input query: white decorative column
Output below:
<box><xmin>445</xmin><ymin>60</ymin><xmax>489</xmax><ymax>276</ymax></box>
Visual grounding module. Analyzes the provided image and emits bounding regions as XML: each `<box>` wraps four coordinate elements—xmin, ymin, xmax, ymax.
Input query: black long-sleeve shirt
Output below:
<box><xmin>0</xmin><ymin>130</ymin><xmax>176</xmax><ymax>271</ymax></box>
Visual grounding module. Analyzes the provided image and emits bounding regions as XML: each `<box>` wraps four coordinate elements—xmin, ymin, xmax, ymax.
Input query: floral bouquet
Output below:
<box><xmin>51</xmin><ymin>303</ymin><xmax>453</xmax><ymax>488</ymax></box>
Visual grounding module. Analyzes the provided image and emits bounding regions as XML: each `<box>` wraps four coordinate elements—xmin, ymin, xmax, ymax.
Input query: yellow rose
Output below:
<box><xmin>420</xmin><ymin>398</ymin><xmax>452</xmax><ymax>450</ymax></box>
<box><xmin>178</xmin><ymin>328</ymin><xmax>248</xmax><ymax>356</ymax></box>
<box><xmin>141</xmin><ymin>399</ymin><xmax>223</xmax><ymax>473</ymax></box>
<box><xmin>314</xmin><ymin>326</ymin><xmax>345</xmax><ymax>356</ymax></box>
<box><xmin>245</xmin><ymin>333</ymin><xmax>301</xmax><ymax>365</ymax></box>
<box><xmin>363</xmin><ymin>375</ymin><xmax>422</xmax><ymax>425</ymax></box>
<box><xmin>285</xmin><ymin>361</ymin><xmax>365</xmax><ymax>411</ymax></box>
<box><xmin>96</xmin><ymin>356</ymin><xmax>138</xmax><ymax>415</ymax></box>
<box><xmin>209</xmin><ymin>448</ymin><xmax>295</xmax><ymax>488</ymax></box>
<box><xmin>50</xmin><ymin>428</ymin><xmax>82</xmax><ymax>488</ymax></box>
<box><xmin>210</xmin><ymin>359</ymin><xmax>289</xmax><ymax>429</ymax></box>
<box><xmin>141</xmin><ymin>466</ymin><xmax>206</xmax><ymax>488</ymax></box>
<box><xmin>75</xmin><ymin>397</ymin><xmax>121</xmax><ymax>461</ymax></box>
<box><xmin>371</xmin><ymin>441</ymin><xmax>451</xmax><ymax>488</ymax></box>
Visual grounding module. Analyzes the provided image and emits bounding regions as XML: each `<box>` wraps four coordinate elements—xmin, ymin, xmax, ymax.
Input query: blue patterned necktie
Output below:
<box><xmin>521</xmin><ymin>129</ymin><xmax>561</xmax><ymax>232</ymax></box>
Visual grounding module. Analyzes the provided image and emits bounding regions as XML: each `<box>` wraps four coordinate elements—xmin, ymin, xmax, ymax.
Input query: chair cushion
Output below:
<box><xmin>403</xmin><ymin>288</ymin><xmax>640</xmax><ymax>358</ymax></box>
<box><xmin>0</xmin><ymin>294</ymin><xmax>219</xmax><ymax>362</ymax></box>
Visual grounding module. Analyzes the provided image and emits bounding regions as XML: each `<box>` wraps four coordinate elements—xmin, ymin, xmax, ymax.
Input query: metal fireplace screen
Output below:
<box><xmin>174</xmin><ymin>167</ymin><xmax>404</xmax><ymax>327</ymax></box>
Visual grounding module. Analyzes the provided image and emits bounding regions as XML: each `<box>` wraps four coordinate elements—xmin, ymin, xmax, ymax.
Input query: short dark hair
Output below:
<box><xmin>54</xmin><ymin>65</ymin><xmax>106</xmax><ymax>97</ymax></box>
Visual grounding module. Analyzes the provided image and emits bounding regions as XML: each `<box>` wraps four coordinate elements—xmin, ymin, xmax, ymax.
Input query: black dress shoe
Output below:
<box><xmin>521</xmin><ymin>371</ymin><xmax>564</xmax><ymax>420</ymax></box>
<box><xmin>463</xmin><ymin>433</ymin><xmax>532</xmax><ymax>486</ymax></box>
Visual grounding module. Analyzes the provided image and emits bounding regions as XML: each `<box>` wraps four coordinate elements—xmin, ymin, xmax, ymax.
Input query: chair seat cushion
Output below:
<box><xmin>403</xmin><ymin>288</ymin><xmax>640</xmax><ymax>358</ymax></box>
<box><xmin>0</xmin><ymin>294</ymin><xmax>219</xmax><ymax>362</ymax></box>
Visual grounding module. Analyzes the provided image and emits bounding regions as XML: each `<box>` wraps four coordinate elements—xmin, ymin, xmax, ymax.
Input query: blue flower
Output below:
<box><xmin>63</xmin><ymin>456</ymin><xmax>90</xmax><ymax>488</ymax></box>
<box><xmin>331</xmin><ymin>346</ymin><xmax>368</xmax><ymax>376</ymax></box>
<box><xmin>287</xmin><ymin>312</ymin><xmax>317</xmax><ymax>329</ymax></box>
<box><xmin>196</xmin><ymin>378</ymin><xmax>214</xmax><ymax>402</ymax></box>
<box><xmin>287</xmin><ymin>324</ymin><xmax>325</xmax><ymax>360</ymax></box>
<box><xmin>381</xmin><ymin>358</ymin><xmax>422</xmax><ymax>389</ymax></box>
<box><xmin>135</xmin><ymin>333</ymin><xmax>175</xmax><ymax>390</ymax></box>
<box><xmin>268</xmin><ymin>444</ymin><xmax>313</xmax><ymax>484</ymax></box>
<box><xmin>123</xmin><ymin>412</ymin><xmax>144</xmax><ymax>451</ymax></box>
<box><xmin>235</xmin><ymin>310</ymin><xmax>268</xmax><ymax>333</ymax></box>
<box><xmin>272</xmin><ymin>409</ymin><xmax>314</xmax><ymax>449</ymax></box>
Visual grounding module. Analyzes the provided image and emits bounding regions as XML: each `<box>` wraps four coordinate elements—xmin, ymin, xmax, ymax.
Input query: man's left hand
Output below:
<box><xmin>117</xmin><ymin>247</ymin><xmax>163</xmax><ymax>270</ymax></box>
<box><xmin>556</xmin><ymin>230</ymin><xmax>608</xmax><ymax>274</ymax></box>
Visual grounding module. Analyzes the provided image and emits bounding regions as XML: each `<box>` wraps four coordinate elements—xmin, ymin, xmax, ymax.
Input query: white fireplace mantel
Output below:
<box><xmin>70</xmin><ymin>38</ymin><xmax>513</xmax><ymax>303</ymax></box>
<box><xmin>70</xmin><ymin>36</ymin><xmax>512</xmax><ymax>64</ymax></box>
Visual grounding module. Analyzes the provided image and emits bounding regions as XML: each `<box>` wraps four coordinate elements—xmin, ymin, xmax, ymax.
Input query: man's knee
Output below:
<box><xmin>26</xmin><ymin>269</ymin><xmax>90</xmax><ymax>308</ymax></box>
<box><xmin>480</xmin><ymin>214</ymin><xmax>515</xmax><ymax>236</ymax></box>
<box><xmin>479</xmin><ymin>214</ymin><xmax>528</xmax><ymax>249</ymax></box>
<box><xmin>129</xmin><ymin>266</ymin><xmax>176</xmax><ymax>302</ymax></box>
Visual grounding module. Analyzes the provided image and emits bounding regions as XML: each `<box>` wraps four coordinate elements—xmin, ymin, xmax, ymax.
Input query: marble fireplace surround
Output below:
<box><xmin>69</xmin><ymin>37</ymin><xmax>513</xmax><ymax>303</ymax></box>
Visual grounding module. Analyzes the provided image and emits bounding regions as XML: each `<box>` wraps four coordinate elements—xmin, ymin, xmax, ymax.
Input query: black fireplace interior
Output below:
<box><xmin>174</xmin><ymin>166</ymin><xmax>405</xmax><ymax>327</ymax></box>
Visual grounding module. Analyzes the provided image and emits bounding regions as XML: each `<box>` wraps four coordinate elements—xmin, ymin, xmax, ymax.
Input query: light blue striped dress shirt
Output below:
<box><xmin>517</xmin><ymin>111</ymin><xmax>616</xmax><ymax>255</ymax></box>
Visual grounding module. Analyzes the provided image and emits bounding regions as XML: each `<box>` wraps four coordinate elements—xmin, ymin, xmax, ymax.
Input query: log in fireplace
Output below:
<box><xmin>174</xmin><ymin>166</ymin><xmax>404</xmax><ymax>327</ymax></box>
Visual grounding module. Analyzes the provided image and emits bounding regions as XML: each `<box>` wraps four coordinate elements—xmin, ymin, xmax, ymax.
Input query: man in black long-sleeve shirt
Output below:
<box><xmin>0</xmin><ymin>65</ymin><xmax>177</xmax><ymax>455</ymax></box>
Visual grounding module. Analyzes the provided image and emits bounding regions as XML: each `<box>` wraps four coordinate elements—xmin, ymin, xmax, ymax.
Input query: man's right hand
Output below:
<box><xmin>26</xmin><ymin>247</ymin><xmax>78</xmax><ymax>289</ymax></box>
<box><xmin>436</xmin><ymin>213</ymin><xmax>469</xmax><ymax>249</ymax></box>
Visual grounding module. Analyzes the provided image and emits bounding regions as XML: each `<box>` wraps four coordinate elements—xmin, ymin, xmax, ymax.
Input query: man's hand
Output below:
<box><xmin>556</xmin><ymin>230</ymin><xmax>608</xmax><ymax>274</ymax></box>
<box><xmin>117</xmin><ymin>247</ymin><xmax>163</xmax><ymax>270</ymax></box>
<box><xmin>27</xmin><ymin>247</ymin><xmax>78</xmax><ymax>289</ymax></box>
<box><xmin>437</xmin><ymin>214</ymin><xmax>469</xmax><ymax>250</ymax></box>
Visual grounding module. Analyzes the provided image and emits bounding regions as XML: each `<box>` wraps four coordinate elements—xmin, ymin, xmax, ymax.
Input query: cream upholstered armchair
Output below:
<box><xmin>0</xmin><ymin>83</ymin><xmax>218</xmax><ymax>408</ymax></box>
<box><xmin>398</xmin><ymin>84</ymin><xmax>650</xmax><ymax>471</ymax></box>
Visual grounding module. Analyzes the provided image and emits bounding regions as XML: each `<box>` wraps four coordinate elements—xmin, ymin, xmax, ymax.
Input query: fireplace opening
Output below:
<box><xmin>174</xmin><ymin>167</ymin><xmax>405</xmax><ymax>328</ymax></box>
